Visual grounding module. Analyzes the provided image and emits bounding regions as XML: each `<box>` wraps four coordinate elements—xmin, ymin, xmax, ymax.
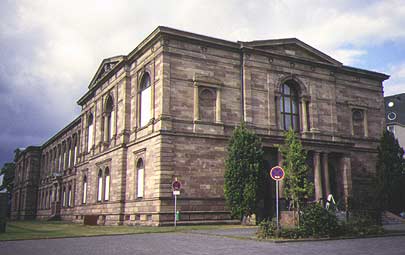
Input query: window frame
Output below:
<box><xmin>280</xmin><ymin>82</ymin><xmax>300</xmax><ymax>131</ymax></box>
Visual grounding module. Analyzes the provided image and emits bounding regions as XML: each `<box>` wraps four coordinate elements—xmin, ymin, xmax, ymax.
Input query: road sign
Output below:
<box><xmin>172</xmin><ymin>179</ymin><xmax>181</xmax><ymax>228</ymax></box>
<box><xmin>269</xmin><ymin>165</ymin><xmax>285</xmax><ymax>232</ymax></box>
<box><xmin>172</xmin><ymin>180</ymin><xmax>181</xmax><ymax>191</ymax></box>
<box><xmin>270</xmin><ymin>166</ymin><xmax>285</xmax><ymax>181</ymax></box>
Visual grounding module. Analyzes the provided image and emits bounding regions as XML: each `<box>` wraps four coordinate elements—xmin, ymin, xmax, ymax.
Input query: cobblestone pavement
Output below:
<box><xmin>1</xmin><ymin>231</ymin><xmax>405</xmax><ymax>255</ymax></box>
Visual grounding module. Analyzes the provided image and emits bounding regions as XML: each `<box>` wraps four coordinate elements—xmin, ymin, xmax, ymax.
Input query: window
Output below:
<box><xmin>280</xmin><ymin>82</ymin><xmax>299</xmax><ymax>131</ymax></box>
<box><xmin>140</xmin><ymin>73</ymin><xmax>151</xmax><ymax>127</ymax></box>
<box><xmin>97</xmin><ymin>169</ymin><xmax>103</xmax><ymax>202</ymax></box>
<box><xmin>68</xmin><ymin>142</ymin><xmax>72</xmax><ymax>168</ymax></box>
<box><xmin>73</xmin><ymin>136</ymin><xmax>78</xmax><ymax>164</ymax></box>
<box><xmin>137</xmin><ymin>159</ymin><xmax>145</xmax><ymax>198</ymax></box>
<box><xmin>199</xmin><ymin>88</ymin><xmax>216</xmax><ymax>122</ymax></box>
<box><xmin>67</xmin><ymin>185</ymin><xmax>72</xmax><ymax>207</ymax></box>
<box><xmin>63</xmin><ymin>186</ymin><xmax>67</xmax><ymax>207</ymax></box>
<box><xmin>352</xmin><ymin>109</ymin><xmax>365</xmax><ymax>136</ymax></box>
<box><xmin>104</xmin><ymin>168</ymin><xmax>110</xmax><ymax>201</ymax></box>
<box><xmin>87</xmin><ymin>114</ymin><xmax>94</xmax><ymax>152</ymax></box>
<box><xmin>104</xmin><ymin>95</ymin><xmax>114</xmax><ymax>142</ymax></box>
<box><xmin>82</xmin><ymin>175</ymin><xmax>87</xmax><ymax>204</ymax></box>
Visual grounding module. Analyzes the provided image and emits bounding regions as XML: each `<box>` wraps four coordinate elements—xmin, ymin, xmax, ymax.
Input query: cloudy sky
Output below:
<box><xmin>1</xmin><ymin>0</ymin><xmax>405</xmax><ymax>166</ymax></box>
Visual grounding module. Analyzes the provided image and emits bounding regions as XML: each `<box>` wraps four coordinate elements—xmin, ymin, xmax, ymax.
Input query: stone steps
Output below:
<box><xmin>382</xmin><ymin>211</ymin><xmax>405</xmax><ymax>225</ymax></box>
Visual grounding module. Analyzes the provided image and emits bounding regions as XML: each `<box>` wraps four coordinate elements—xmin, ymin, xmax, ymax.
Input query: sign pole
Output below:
<box><xmin>276</xmin><ymin>180</ymin><xmax>279</xmax><ymax>231</ymax></box>
<box><xmin>269</xmin><ymin>166</ymin><xmax>285</xmax><ymax>233</ymax></box>
<box><xmin>174</xmin><ymin>193</ymin><xmax>177</xmax><ymax>228</ymax></box>
<box><xmin>172</xmin><ymin>179</ymin><xmax>181</xmax><ymax>229</ymax></box>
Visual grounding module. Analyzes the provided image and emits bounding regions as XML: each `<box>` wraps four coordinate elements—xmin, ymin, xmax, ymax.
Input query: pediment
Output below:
<box><xmin>243</xmin><ymin>38</ymin><xmax>342</xmax><ymax>66</ymax></box>
<box><xmin>89</xmin><ymin>56</ymin><xmax>125</xmax><ymax>88</ymax></box>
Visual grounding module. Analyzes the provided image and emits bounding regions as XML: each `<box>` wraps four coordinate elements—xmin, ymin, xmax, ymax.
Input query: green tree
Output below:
<box><xmin>0</xmin><ymin>162</ymin><xmax>15</xmax><ymax>192</ymax></box>
<box><xmin>279</xmin><ymin>129</ymin><xmax>313</xmax><ymax>224</ymax></box>
<box><xmin>376</xmin><ymin>130</ymin><xmax>405</xmax><ymax>213</ymax></box>
<box><xmin>224</xmin><ymin>122</ymin><xmax>264</xmax><ymax>221</ymax></box>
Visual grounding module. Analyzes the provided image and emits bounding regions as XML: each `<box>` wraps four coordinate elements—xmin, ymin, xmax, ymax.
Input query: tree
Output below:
<box><xmin>224</xmin><ymin>122</ymin><xmax>264</xmax><ymax>221</ymax></box>
<box><xmin>376</xmin><ymin>130</ymin><xmax>405</xmax><ymax>213</ymax></box>
<box><xmin>0</xmin><ymin>162</ymin><xmax>15</xmax><ymax>193</ymax></box>
<box><xmin>279</xmin><ymin>129</ymin><xmax>313</xmax><ymax>224</ymax></box>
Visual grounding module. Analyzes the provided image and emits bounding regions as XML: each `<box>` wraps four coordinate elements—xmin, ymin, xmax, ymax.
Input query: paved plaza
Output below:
<box><xmin>1</xmin><ymin>228</ymin><xmax>405</xmax><ymax>255</ymax></box>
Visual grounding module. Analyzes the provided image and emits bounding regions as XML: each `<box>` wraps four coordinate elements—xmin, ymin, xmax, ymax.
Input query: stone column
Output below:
<box><xmin>313</xmin><ymin>151</ymin><xmax>323</xmax><ymax>203</ymax></box>
<box><xmin>342</xmin><ymin>154</ymin><xmax>353</xmax><ymax>207</ymax></box>
<box><xmin>216</xmin><ymin>88</ymin><xmax>222</xmax><ymax>123</ymax></box>
<box><xmin>322</xmin><ymin>153</ymin><xmax>331</xmax><ymax>197</ymax></box>
<box><xmin>194</xmin><ymin>85</ymin><xmax>199</xmax><ymax>121</ymax></box>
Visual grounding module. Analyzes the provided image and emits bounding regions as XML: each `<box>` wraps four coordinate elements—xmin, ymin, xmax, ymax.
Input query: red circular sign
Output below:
<box><xmin>172</xmin><ymin>180</ymin><xmax>181</xmax><ymax>191</ymax></box>
<box><xmin>270</xmin><ymin>166</ymin><xmax>285</xmax><ymax>181</ymax></box>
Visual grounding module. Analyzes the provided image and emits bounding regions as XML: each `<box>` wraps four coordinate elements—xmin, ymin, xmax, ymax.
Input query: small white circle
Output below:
<box><xmin>388</xmin><ymin>101</ymin><xmax>394</xmax><ymax>108</ymax></box>
<box><xmin>388</xmin><ymin>112</ymin><xmax>397</xmax><ymax>121</ymax></box>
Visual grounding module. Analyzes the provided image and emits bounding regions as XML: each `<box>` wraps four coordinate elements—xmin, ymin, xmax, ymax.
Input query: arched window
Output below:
<box><xmin>199</xmin><ymin>88</ymin><xmax>216</xmax><ymax>122</ymax></box>
<box><xmin>140</xmin><ymin>73</ymin><xmax>152</xmax><ymax>127</ymax></box>
<box><xmin>97</xmin><ymin>169</ymin><xmax>103</xmax><ymax>202</ymax></box>
<box><xmin>104</xmin><ymin>168</ymin><xmax>110</xmax><ymax>201</ymax></box>
<box><xmin>280</xmin><ymin>81</ymin><xmax>299</xmax><ymax>131</ymax></box>
<box><xmin>82</xmin><ymin>175</ymin><xmax>87</xmax><ymax>204</ymax></box>
<box><xmin>136</xmin><ymin>159</ymin><xmax>145</xmax><ymax>198</ymax></box>
<box><xmin>87</xmin><ymin>114</ymin><xmax>94</xmax><ymax>152</ymax></box>
<box><xmin>352</xmin><ymin>109</ymin><xmax>365</xmax><ymax>136</ymax></box>
<box><xmin>104</xmin><ymin>95</ymin><xmax>114</xmax><ymax>142</ymax></box>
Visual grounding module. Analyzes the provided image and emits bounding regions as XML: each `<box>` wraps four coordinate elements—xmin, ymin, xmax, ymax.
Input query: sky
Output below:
<box><xmin>1</xmin><ymin>0</ymin><xmax>405</xmax><ymax>166</ymax></box>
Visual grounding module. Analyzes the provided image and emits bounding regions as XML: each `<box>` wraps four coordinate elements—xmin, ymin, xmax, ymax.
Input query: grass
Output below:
<box><xmin>0</xmin><ymin>221</ymin><xmax>247</xmax><ymax>241</ymax></box>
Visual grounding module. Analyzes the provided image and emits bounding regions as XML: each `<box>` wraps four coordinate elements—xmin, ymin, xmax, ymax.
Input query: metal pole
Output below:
<box><xmin>174</xmin><ymin>194</ymin><xmax>177</xmax><ymax>228</ymax></box>
<box><xmin>276</xmin><ymin>180</ymin><xmax>279</xmax><ymax>231</ymax></box>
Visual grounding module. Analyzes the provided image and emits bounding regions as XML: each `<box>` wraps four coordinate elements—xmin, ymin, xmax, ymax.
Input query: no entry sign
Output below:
<box><xmin>270</xmin><ymin>166</ymin><xmax>285</xmax><ymax>181</ymax></box>
<box><xmin>172</xmin><ymin>180</ymin><xmax>181</xmax><ymax>191</ymax></box>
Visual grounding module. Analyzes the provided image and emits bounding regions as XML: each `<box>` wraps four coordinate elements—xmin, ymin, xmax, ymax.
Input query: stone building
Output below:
<box><xmin>11</xmin><ymin>26</ymin><xmax>389</xmax><ymax>225</ymax></box>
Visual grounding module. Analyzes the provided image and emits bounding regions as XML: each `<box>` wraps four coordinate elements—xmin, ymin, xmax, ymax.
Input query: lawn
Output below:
<box><xmin>0</xmin><ymin>221</ymin><xmax>245</xmax><ymax>241</ymax></box>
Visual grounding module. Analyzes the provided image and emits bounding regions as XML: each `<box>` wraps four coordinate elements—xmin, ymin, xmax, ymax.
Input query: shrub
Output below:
<box><xmin>257</xmin><ymin>219</ymin><xmax>307</xmax><ymax>239</ymax></box>
<box><xmin>300</xmin><ymin>203</ymin><xmax>340</xmax><ymax>237</ymax></box>
<box><xmin>256</xmin><ymin>219</ymin><xmax>278</xmax><ymax>239</ymax></box>
<box><xmin>341</xmin><ymin>216</ymin><xmax>384</xmax><ymax>236</ymax></box>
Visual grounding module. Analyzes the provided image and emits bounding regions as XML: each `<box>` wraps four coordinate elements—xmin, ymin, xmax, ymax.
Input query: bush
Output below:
<box><xmin>300</xmin><ymin>203</ymin><xmax>340</xmax><ymax>237</ymax></box>
<box><xmin>341</xmin><ymin>216</ymin><xmax>384</xmax><ymax>236</ymax></box>
<box><xmin>256</xmin><ymin>219</ymin><xmax>278</xmax><ymax>239</ymax></box>
<box><xmin>257</xmin><ymin>219</ymin><xmax>306</xmax><ymax>239</ymax></box>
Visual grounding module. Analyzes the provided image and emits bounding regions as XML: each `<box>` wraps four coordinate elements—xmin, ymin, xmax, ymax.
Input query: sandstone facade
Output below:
<box><xmin>11</xmin><ymin>27</ymin><xmax>389</xmax><ymax>225</ymax></box>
